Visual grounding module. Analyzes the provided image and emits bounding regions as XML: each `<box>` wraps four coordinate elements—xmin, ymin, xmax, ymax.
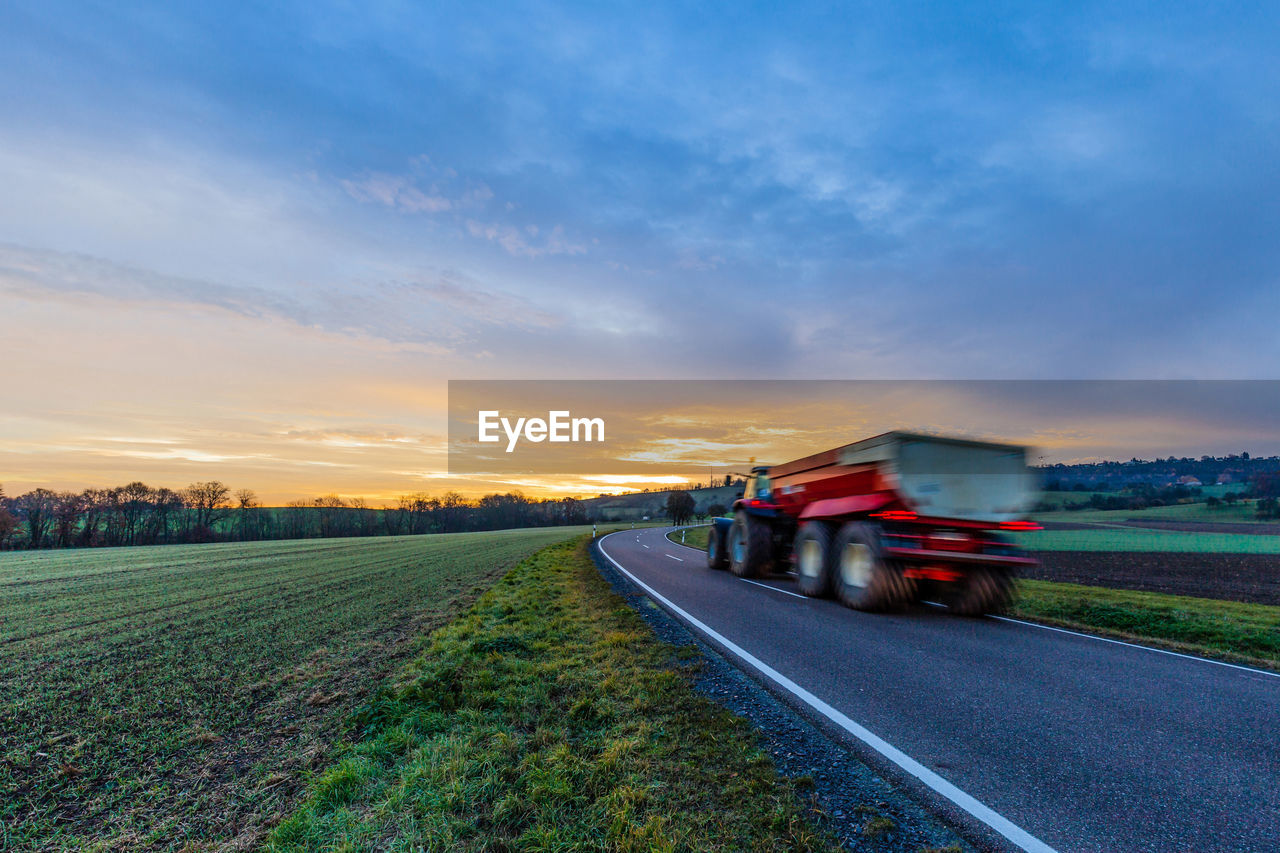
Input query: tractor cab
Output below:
<box><xmin>743</xmin><ymin>465</ymin><xmax>772</xmax><ymax>501</ymax></box>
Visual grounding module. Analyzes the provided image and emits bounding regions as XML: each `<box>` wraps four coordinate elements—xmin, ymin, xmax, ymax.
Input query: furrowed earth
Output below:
<box><xmin>1027</xmin><ymin>551</ymin><xmax>1280</xmax><ymax>605</ymax></box>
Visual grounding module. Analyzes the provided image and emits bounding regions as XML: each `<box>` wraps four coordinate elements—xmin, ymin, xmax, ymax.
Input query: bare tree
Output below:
<box><xmin>313</xmin><ymin>494</ymin><xmax>348</xmax><ymax>538</ymax></box>
<box><xmin>439</xmin><ymin>491</ymin><xmax>469</xmax><ymax>533</ymax></box>
<box><xmin>151</xmin><ymin>488</ymin><xmax>185</xmax><ymax>543</ymax></box>
<box><xmin>114</xmin><ymin>481</ymin><xmax>153</xmax><ymax>545</ymax></box>
<box><xmin>52</xmin><ymin>491</ymin><xmax>85</xmax><ymax>548</ymax></box>
<box><xmin>234</xmin><ymin>489</ymin><xmax>261</xmax><ymax>540</ymax></box>
<box><xmin>350</xmin><ymin>496</ymin><xmax>379</xmax><ymax>536</ymax></box>
<box><xmin>398</xmin><ymin>492</ymin><xmax>438</xmax><ymax>534</ymax></box>
<box><xmin>16</xmin><ymin>488</ymin><xmax>56</xmax><ymax>548</ymax></box>
<box><xmin>185</xmin><ymin>481</ymin><xmax>231</xmax><ymax>540</ymax></box>
<box><xmin>284</xmin><ymin>498</ymin><xmax>315</xmax><ymax>538</ymax></box>
<box><xmin>665</xmin><ymin>490</ymin><xmax>696</xmax><ymax>526</ymax></box>
<box><xmin>0</xmin><ymin>485</ymin><xmax>16</xmax><ymax>549</ymax></box>
<box><xmin>78</xmin><ymin>488</ymin><xmax>109</xmax><ymax>546</ymax></box>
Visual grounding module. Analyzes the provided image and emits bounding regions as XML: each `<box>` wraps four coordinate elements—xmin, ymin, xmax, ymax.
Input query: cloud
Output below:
<box><xmin>0</xmin><ymin>243</ymin><xmax>560</xmax><ymax>350</ymax></box>
<box><xmin>280</xmin><ymin>427</ymin><xmax>432</xmax><ymax>449</ymax></box>
<box><xmin>341</xmin><ymin>172</ymin><xmax>452</xmax><ymax>212</ymax></box>
<box><xmin>465</xmin><ymin>220</ymin><xmax>587</xmax><ymax>258</ymax></box>
<box><xmin>2</xmin><ymin>1</ymin><xmax>1280</xmax><ymax>500</ymax></box>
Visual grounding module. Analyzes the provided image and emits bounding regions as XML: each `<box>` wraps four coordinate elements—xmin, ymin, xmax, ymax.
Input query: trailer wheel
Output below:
<box><xmin>729</xmin><ymin>511</ymin><xmax>772</xmax><ymax>578</ymax></box>
<box><xmin>793</xmin><ymin>522</ymin><xmax>833</xmax><ymax>597</ymax></box>
<box><xmin>707</xmin><ymin>523</ymin><xmax>730</xmax><ymax>570</ymax></box>
<box><xmin>946</xmin><ymin>566</ymin><xmax>1013</xmax><ymax>616</ymax></box>
<box><xmin>831</xmin><ymin>522</ymin><xmax>913</xmax><ymax>611</ymax></box>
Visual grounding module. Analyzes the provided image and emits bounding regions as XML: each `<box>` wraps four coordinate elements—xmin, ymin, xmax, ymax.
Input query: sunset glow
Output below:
<box><xmin>3</xmin><ymin>4</ymin><xmax>1279</xmax><ymax>502</ymax></box>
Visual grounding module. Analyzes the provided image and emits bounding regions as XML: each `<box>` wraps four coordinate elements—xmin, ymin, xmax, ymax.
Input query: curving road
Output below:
<box><xmin>597</xmin><ymin>526</ymin><xmax>1280</xmax><ymax>853</ymax></box>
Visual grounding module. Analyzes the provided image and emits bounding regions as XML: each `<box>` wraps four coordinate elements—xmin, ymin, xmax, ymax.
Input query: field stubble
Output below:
<box><xmin>0</xmin><ymin>528</ymin><xmax>591</xmax><ymax>851</ymax></box>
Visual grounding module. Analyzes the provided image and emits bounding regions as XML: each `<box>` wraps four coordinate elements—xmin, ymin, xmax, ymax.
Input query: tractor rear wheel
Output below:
<box><xmin>707</xmin><ymin>523</ymin><xmax>729</xmax><ymax>570</ymax></box>
<box><xmin>729</xmin><ymin>511</ymin><xmax>773</xmax><ymax>578</ymax></box>
<box><xmin>831</xmin><ymin>522</ymin><xmax>914</xmax><ymax>611</ymax></box>
<box><xmin>793</xmin><ymin>521</ymin><xmax>833</xmax><ymax>597</ymax></box>
<box><xmin>946</xmin><ymin>566</ymin><xmax>1013</xmax><ymax>615</ymax></box>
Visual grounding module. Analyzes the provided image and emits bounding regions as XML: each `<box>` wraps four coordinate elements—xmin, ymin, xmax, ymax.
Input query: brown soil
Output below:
<box><xmin>1025</xmin><ymin>551</ymin><xmax>1280</xmax><ymax>606</ymax></box>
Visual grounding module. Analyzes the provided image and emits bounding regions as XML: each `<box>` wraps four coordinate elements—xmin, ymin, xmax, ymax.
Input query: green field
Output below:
<box><xmin>1035</xmin><ymin>484</ymin><xmax>1240</xmax><ymax>506</ymax></box>
<box><xmin>267</xmin><ymin>537</ymin><xmax>852</xmax><ymax>852</ymax></box>
<box><xmin>1033</xmin><ymin>501</ymin><xmax>1268</xmax><ymax>525</ymax></box>
<box><xmin>0</xmin><ymin>528</ymin><xmax>592</xmax><ymax>851</ymax></box>
<box><xmin>1032</xmin><ymin>490</ymin><xmax>1114</xmax><ymax>508</ymax></box>
<box><xmin>670</xmin><ymin>525</ymin><xmax>711</xmax><ymax>552</ymax></box>
<box><xmin>1011</xmin><ymin>528</ymin><xmax>1280</xmax><ymax>553</ymax></box>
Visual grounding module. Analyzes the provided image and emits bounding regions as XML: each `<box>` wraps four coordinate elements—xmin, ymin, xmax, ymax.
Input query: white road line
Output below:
<box><xmin>921</xmin><ymin>601</ymin><xmax>1279</xmax><ymax>680</ymax></box>
<box><xmin>655</xmin><ymin>528</ymin><xmax>806</xmax><ymax>600</ymax></box>
<box><xmin>740</xmin><ymin>578</ymin><xmax>808</xmax><ymax>599</ymax></box>
<box><xmin>988</xmin><ymin>614</ymin><xmax>1280</xmax><ymax>680</ymax></box>
<box><xmin>664</xmin><ymin>539</ymin><xmax>1278</xmax><ymax>681</ymax></box>
<box><xmin>664</xmin><ymin>553</ymin><xmax>683</xmax><ymax>562</ymax></box>
<box><xmin>642</xmin><ymin>544</ymin><xmax>650</xmax><ymax>549</ymax></box>
<box><xmin>598</xmin><ymin>532</ymin><xmax>1059</xmax><ymax>853</ymax></box>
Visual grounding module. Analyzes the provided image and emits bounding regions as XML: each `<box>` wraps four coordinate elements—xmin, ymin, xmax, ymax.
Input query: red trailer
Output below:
<box><xmin>706</xmin><ymin>432</ymin><xmax>1040</xmax><ymax>614</ymax></box>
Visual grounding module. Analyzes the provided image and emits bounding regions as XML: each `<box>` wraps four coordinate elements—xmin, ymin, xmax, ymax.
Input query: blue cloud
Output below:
<box><xmin>2</xmin><ymin>0</ymin><xmax>1278</xmax><ymax>378</ymax></box>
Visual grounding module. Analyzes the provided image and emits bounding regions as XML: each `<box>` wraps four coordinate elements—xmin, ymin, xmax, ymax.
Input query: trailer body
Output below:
<box><xmin>707</xmin><ymin>431</ymin><xmax>1040</xmax><ymax>613</ymax></box>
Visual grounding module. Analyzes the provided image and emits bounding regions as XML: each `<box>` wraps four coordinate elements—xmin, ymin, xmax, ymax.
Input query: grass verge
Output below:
<box><xmin>266</xmin><ymin>536</ymin><xmax>840</xmax><ymax>852</ymax></box>
<box><xmin>1011</xmin><ymin>580</ymin><xmax>1280</xmax><ymax>669</ymax></box>
<box><xmin>668</xmin><ymin>525</ymin><xmax>710</xmax><ymax>552</ymax></box>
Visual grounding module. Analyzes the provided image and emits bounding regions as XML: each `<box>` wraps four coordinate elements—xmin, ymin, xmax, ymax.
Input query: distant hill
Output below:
<box><xmin>1038</xmin><ymin>454</ymin><xmax>1279</xmax><ymax>490</ymax></box>
<box><xmin>581</xmin><ymin>484</ymin><xmax>741</xmax><ymax>522</ymax></box>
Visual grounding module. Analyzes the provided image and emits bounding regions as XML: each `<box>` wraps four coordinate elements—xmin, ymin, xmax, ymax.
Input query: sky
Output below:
<box><xmin>2</xmin><ymin>2</ymin><xmax>1278</xmax><ymax>502</ymax></box>
<box><xmin>445</xmin><ymin>381</ymin><xmax>1280</xmax><ymax>495</ymax></box>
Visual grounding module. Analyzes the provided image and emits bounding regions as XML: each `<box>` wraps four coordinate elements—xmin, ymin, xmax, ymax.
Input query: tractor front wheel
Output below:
<box><xmin>729</xmin><ymin>511</ymin><xmax>773</xmax><ymax>578</ymax></box>
<box><xmin>707</xmin><ymin>523</ymin><xmax>729</xmax><ymax>570</ymax></box>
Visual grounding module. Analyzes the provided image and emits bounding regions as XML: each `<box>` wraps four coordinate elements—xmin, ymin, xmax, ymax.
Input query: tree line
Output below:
<box><xmin>1040</xmin><ymin>452</ymin><xmax>1279</xmax><ymax>491</ymax></box>
<box><xmin>0</xmin><ymin>481</ymin><xmax>591</xmax><ymax>550</ymax></box>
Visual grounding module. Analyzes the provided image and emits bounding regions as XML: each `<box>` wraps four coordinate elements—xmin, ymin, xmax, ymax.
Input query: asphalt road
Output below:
<box><xmin>598</xmin><ymin>527</ymin><xmax>1280</xmax><ymax>853</ymax></box>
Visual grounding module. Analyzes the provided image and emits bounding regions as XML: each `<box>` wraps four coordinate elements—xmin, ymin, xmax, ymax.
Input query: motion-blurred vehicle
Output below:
<box><xmin>707</xmin><ymin>432</ymin><xmax>1040</xmax><ymax>614</ymax></box>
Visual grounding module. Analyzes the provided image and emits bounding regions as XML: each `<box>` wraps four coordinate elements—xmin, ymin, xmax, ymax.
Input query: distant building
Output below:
<box><xmin>1177</xmin><ymin>475</ymin><xmax>1202</xmax><ymax>486</ymax></box>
